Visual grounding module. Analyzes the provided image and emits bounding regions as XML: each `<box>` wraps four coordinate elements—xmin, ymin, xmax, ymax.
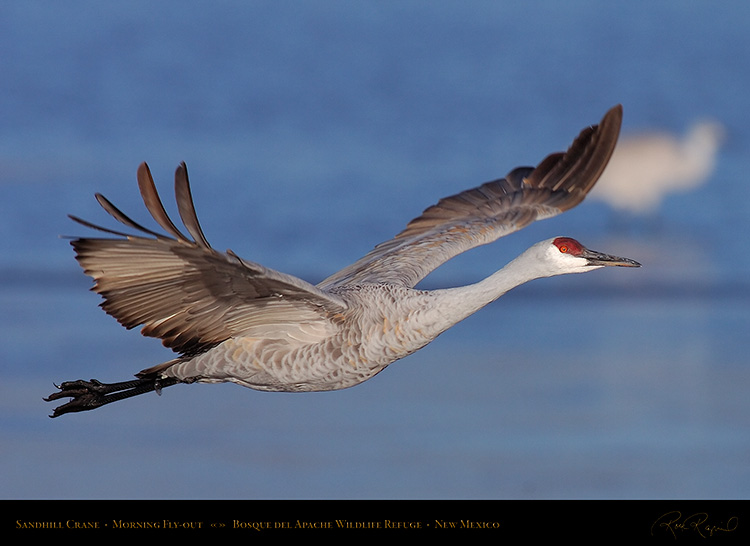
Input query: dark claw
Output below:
<box><xmin>45</xmin><ymin>379</ymin><xmax>106</xmax><ymax>401</ymax></box>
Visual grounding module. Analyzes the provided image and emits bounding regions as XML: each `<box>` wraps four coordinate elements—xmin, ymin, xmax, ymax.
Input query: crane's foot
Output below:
<box><xmin>44</xmin><ymin>377</ymin><xmax>179</xmax><ymax>418</ymax></box>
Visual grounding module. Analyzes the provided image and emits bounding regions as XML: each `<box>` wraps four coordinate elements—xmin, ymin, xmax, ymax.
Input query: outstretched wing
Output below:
<box><xmin>70</xmin><ymin>162</ymin><xmax>347</xmax><ymax>357</ymax></box>
<box><xmin>318</xmin><ymin>105</ymin><xmax>623</xmax><ymax>289</ymax></box>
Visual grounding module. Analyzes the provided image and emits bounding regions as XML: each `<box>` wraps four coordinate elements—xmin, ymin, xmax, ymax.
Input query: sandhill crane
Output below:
<box><xmin>45</xmin><ymin>105</ymin><xmax>639</xmax><ymax>417</ymax></box>
<box><xmin>590</xmin><ymin>119</ymin><xmax>725</xmax><ymax>214</ymax></box>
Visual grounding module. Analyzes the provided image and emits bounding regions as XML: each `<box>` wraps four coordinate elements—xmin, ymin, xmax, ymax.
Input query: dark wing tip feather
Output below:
<box><xmin>174</xmin><ymin>162</ymin><xmax>211</xmax><ymax>248</ymax></box>
<box><xmin>136</xmin><ymin>162</ymin><xmax>191</xmax><ymax>243</ymax></box>
<box><xmin>91</xmin><ymin>192</ymin><xmax>165</xmax><ymax>238</ymax></box>
<box><xmin>68</xmin><ymin>213</ymin><xmax>144</xmax><ymax>239</ymax></box>
<box><xmin>522</xmin><ymin>104</ymin><xmax>622</xmax><ymax>211</ymax></box>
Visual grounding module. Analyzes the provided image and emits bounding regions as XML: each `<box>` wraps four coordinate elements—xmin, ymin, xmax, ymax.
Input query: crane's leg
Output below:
<box><xmin>44</xmin><ymin>377</ymin><xmax>180</xmax><ymax>418</ymax></box>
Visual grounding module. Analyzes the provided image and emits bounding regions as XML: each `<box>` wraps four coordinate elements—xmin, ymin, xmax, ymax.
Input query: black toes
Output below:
<box><xmin>45</xmin><ymin>379</ymin><xmax>110</xmax><ymax>417</ymax></box>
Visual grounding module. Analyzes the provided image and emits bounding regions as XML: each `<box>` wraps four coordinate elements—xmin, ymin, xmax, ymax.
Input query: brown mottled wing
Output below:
<box><xmin>70</xmin><ymin>162</ymin><xmax>347</xmax><ymax>357</ymax></box>
<box><xmin>318</xmin><ymin>105</ymin><xmax>623</xmax><ymax>289</ymax></box>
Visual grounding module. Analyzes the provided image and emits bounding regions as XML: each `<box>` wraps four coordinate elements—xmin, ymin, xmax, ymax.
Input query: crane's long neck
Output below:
<box><xmin>422</xmin><ymin>246</ymin><xmax>556</xmax><ymax>336</ymax></box>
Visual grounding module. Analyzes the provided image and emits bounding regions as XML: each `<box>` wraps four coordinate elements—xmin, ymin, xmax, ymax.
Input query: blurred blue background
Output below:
<box><xmin>2</xmin><ymin>1</ymin><xmax>748</xmax><ymax>499</ymax></box>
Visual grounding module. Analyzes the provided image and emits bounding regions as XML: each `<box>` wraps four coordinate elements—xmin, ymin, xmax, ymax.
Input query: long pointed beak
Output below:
<box><xmin>582</xmin><ymin>248</ymin><xmax>641</xmax><ymax>268</ymax></box>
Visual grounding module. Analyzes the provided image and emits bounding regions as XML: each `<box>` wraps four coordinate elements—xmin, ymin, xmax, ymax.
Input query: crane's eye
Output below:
<box><xmin>559</xmin><ymin>245</ymin><xmax>568</xmax><ymax>253</ymax></box>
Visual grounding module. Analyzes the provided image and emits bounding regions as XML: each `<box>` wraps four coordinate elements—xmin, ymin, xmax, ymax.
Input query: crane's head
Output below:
<box><xmin>542</xmin><ymin>236</ymin><xmax>641</xmax><ymax>273</ymax></box>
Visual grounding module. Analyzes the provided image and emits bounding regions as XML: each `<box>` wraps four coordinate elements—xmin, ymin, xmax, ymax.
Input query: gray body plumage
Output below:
<box><xmin>168</xmin><ymin>284</ymin><xmax>442</xmax><ymax>392</ymax></box>
<box><xmin>46</xmin><ymin>105</ymin><xmax>641</xmax><ymax>416</ymax></box>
